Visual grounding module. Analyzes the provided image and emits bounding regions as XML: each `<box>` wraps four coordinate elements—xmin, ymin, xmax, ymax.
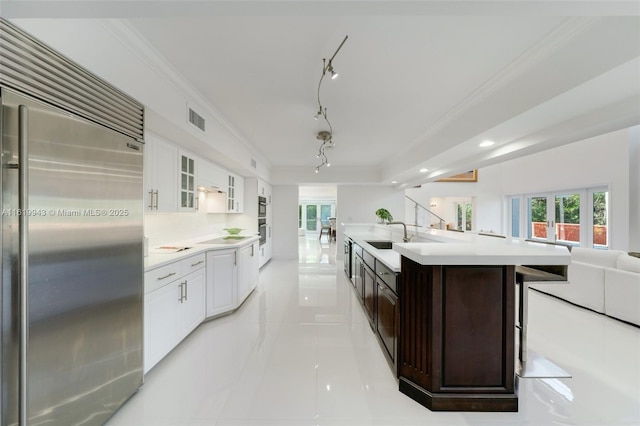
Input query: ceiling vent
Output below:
<box><xmin>251</xmin><ymin>158</ymin><xmax>257</xmax><ymax>169</ymax></box>
<box><xmin>188</xmin><ymin>107</ymin><xmax>205</xmax><ymax>132</ymax></box>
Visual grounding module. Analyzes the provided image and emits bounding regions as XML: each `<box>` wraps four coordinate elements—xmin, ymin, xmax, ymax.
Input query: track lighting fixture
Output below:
<box><xmin>313</xmin><ymin>35</ymin><xmax>348</xmax><ymax>172</ymax></box>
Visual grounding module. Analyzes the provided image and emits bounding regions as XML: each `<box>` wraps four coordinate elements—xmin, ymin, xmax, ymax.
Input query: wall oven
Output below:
<box><xmin>258</xmin><ymin>196</ymin><xmax>267</xmax><ymax>217</ymax></box>
<box><xmin>258</xmin><ymin>218</ymin><xmax>267</xmax><ymax>245</ymax></box>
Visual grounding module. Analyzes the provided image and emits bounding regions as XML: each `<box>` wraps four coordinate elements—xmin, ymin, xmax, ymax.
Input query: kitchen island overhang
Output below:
<box><xmin>393</xmin><ymin>239</ymin><xmax>570</xmax><ymax>412</ymax></box>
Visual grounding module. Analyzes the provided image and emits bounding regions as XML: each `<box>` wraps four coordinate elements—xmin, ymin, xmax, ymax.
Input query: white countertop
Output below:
<box><xmin>344</xmin><ymin>229</ymin><xmax>402</xmax><ymax>272</ymax></box>
<box><xmin>145</xmin><ymin>234</ymin><xmax>260</xmax><ymax>271</ymax></box>
<box><xmin>393</xmin><ymin>240</ymin><xmax>571</xmax><ymax>266</ymax></box>
<box><xmin>344</xmin><ymin>224</ymin><xmax>570</xmax><ymax>269</ymax></box>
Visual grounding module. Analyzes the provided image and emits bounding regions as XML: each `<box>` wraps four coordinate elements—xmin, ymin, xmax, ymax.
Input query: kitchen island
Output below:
<box><xmin>343</xmin><ymin>225</ymin><xmax>570</xmax><ymax>412</ymax></box>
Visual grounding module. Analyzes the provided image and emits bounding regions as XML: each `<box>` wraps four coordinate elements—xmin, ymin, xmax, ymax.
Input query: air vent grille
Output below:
<box><xmin>188</xmin><ymin>107</ymin><xmax>205</xmax><ymax>132</ymax></box>
<box><xmin>251</xmin><ymin>158</ymin><xmax>257</xmax><ymax>168</ymax></box>
<box><xmin>0</xmin><ymin>18</ymin><xmax>144</xmax><ymax>141</ymax></box>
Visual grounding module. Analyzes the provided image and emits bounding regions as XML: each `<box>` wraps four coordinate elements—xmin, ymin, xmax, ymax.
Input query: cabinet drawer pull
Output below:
<box><xmin>157</xmin><ymin>272</ymin><xmax>177</xmax><ymax>280</ymax></box>
<box><xmin>378</xmin><ymin>271</ymin><xmax>389</xmax><ymax>276</ymax></box>
<box><xmin>191</xmin><ymin>260</ymin><xmax>204</xmax><ymax>267</ymax></box>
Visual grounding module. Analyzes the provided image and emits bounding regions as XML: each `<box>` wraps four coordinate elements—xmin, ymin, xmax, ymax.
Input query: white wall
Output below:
<box><xmin>630</xmin><ymin>126</ymin><xmax>640</xmax><ymax>252</ymax></box>
<box><xmin>406</xmin><ymin>165</ymin><xmax>504</xmax><ymax>233</ymax></box>
<box><xmin>407</xmin><ymin>127</ymin><xmax>636</xmax><ymax>251</ymax></box>
<box><xmin>144</xmin><ymin>209</ymin><xmax>229</xmax><ymax>248</ymax></box>
<box><xmin>272</xmin><ymin>185</ymin><xmax>299</xmax><ymax>260</ymax></box>
<box><xmin>335</xmin><ymin>185</ymin><xmax>405</xmax><ymax>259</ymax></box>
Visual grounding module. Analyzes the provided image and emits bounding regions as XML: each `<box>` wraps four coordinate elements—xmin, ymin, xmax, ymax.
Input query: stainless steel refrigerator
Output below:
<box><xmin>0</xmin><ymin>20</ymin><xmax>145</xmax><ymax>425</ymax></box>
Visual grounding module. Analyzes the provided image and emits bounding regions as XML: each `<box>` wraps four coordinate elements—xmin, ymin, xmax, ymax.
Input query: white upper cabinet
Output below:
<box><xmin>198</xmin><ymin>159</ymin><xmax>227</xmax><ymax>190</ymax></box>
<box><xmin>227</xmin><ymin>172</ymin><xmax>244</xmax><ymax>213</ymax></box>
<box><xmin>178</xmin><ymin>150</ymin><xmax>197</xmax><ymax>212</ymax></box>
<box><xmin>144</xmin><ymin>133</ymin><xmax>178</xmax><ymax>213</ymax></box>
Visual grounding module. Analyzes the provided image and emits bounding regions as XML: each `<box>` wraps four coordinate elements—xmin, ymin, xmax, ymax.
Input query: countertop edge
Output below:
<box><xmin>144</xmin><ymin>235</ymin><xmax>260</xmax><ymax>271</ymax></box>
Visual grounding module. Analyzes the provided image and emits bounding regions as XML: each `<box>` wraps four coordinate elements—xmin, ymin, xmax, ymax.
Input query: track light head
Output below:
<box><xmin>328</xmin><ymin>63</ymin><xmax>338</xmax><ymax>80</ymax></box>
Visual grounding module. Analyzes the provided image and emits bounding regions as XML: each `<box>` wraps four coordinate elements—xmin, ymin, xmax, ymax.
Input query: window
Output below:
<box><xmin>455</xmin><ymin>201</ymin><xmax>473</xmax><ymax>231</ymax></box>
<box><xmin>298</xmin><ymin>202</ymin><xmax>336</xmax><ymax>233</ymax></box>
<box><xmin>509</xmin><ymin>186</ymin><xmax>609</xmax><ymax>249</ymax></box>
<box><xmin>510</xmin><ymin>197</ymin><xmax>520</xmax><ymax>238</ymax></box>
<box><xmin>590</xmin><ymin>188</ymin><xmax>609</xmax><ymax>249</ymax></box>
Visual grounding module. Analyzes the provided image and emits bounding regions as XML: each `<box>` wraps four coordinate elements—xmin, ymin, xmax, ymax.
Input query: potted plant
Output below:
<box><xmin>375</xmin><ymin>208</ymin><xmax>393</xmax><ymax>223</ymax></box>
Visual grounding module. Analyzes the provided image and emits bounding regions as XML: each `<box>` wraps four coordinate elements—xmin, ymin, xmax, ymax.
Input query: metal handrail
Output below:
<box><xmin>405</xmin><ymin>195</ymin><xmax>446</xmax><ymax>229</ymax></box>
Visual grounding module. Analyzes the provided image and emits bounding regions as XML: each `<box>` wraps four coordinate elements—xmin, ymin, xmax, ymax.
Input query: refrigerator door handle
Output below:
<box><xmin>18</xmin><ymin>104</ymin><xmax>29</xmax><ymax>425</ymax></box>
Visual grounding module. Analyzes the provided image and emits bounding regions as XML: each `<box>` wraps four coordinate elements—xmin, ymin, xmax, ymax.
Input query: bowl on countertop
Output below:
<box><xmin>223</xmin><ymin>228</ymin><xmax>244</xmax><ymax>235</ymax></box>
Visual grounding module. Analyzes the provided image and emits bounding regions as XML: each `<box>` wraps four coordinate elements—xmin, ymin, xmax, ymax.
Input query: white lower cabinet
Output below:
<box><xmin>145</xmin><ymin>240</ymin><xmax>260</xmax><ymax>375</ymax></box>
<box><xmin>238</xmin><ymin>241</ymin><xmax>259</xmax><ymax>305</ymax></box>
<box><xmin>206</xmin><ymin>249</ymin><xmax>237</xmax><ymax>317</ymax></box>
<box><xmin>144</xmin><ymin>253</ymin><xmax>205</xmax><ymax>374</ymax></box>
<box><xmin>144</xmin><ymin>278</ymin><xmax>181</xmax><ymax>373</ymax></box>
<box><xmin>206</xmin><ymin>241</ymin><xmax>259</xmax><ymax>318</ymax></box>
<box><xmin>180</xmin><ymin>269</ymin><xmax>206</xmax><ymax>336</ymax></box>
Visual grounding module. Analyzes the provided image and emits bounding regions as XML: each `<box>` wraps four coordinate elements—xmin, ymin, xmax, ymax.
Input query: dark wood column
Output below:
<box><xmin>398</xmin><ymin>256</ymin><xmax>517</xmax><ymax>412</ymax></box>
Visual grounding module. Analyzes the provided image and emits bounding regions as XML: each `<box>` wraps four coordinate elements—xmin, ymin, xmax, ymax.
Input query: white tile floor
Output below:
<box><xmin>109</xmin><ymin>236</ymin><xmax>640</xmax><ymax>426</ymax></box>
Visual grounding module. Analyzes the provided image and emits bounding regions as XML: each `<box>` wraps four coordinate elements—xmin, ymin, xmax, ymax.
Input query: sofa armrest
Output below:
<box><xmin>604</xmin><ymin>268</ymin><xmax>640</xmax><ymax>326</ymax></box>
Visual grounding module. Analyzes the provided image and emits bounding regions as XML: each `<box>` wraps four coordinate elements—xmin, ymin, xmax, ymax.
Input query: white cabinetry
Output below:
<box><xmin>144</xmin><ymin>253</ymin><xmax>206</xmax><ymax>373</ymax></box>
<box><xmin>206</xmin><ymin>249</ymin><xmax>237</xmax><ymax>317</ymax></box>
<box><xmin>144</xmin><ymin>133</ymin><xmax>178</xmax><ymax>212</ymax></box>
<box><xmin>227</xmin><ymin>172</ymin><xmax>244</xmax><ymax>213</ymax></box>
<box><xmin>205</xmin><ymin>240</ymin><xmax>259</xmax><ymax>319</ymax></box>
<box><xmin>238</xmin><ymin>241</ymin><xmax>259</xmax><ymax>305</ymax></box>
<box><xmin>198</xmin><ymin>159</ymin><xmax>227</xmax><ymax>189</ymax></box>
<box><xmin>180</xmin><ymin>269</ymin><xmax>206</xmax><ymax>336</ymax></box>
<box><xmin>178</xmin><ymin>151</ymin><xmax>197</xmax><ymax>211</ymax></box>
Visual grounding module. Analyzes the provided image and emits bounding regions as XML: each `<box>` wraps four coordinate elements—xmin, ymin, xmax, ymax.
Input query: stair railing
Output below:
<box><xmin>406</xmin><ymin>195</ymin><xmax>446</xmax><ymax>230</ymax></box>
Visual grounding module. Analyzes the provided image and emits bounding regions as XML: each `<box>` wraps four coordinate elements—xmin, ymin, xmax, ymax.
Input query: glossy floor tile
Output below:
<box><xmin>108</xmin><ymin>236</ymin><xmax>640</xmax><ymax>426</ymax></box>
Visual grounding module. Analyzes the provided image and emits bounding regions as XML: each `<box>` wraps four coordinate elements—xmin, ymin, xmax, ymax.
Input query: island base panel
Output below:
<box><xmin>399</xmin><ymin>377</ymin><xmax>518</xmax><ymax>412</ymax></box>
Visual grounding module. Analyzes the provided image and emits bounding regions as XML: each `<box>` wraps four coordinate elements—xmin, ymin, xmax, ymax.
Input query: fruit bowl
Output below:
<box><xmin>223</xmin><ymin>228</ymin><xmax>244</xmax><ymax>235</ymax></box>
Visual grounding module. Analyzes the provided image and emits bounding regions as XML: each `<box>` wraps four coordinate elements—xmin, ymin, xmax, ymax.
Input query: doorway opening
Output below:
<box><xmin>298</xmin><ymin>185</ymin><xmax>337</xmax><ymax>262</ymax></box>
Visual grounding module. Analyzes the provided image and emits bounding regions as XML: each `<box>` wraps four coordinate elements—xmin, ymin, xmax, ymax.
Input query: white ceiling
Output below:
<box><xmin>5</xmin><ymin>1</ymin><xmax>640</xmax><ymax>186</ymax></box>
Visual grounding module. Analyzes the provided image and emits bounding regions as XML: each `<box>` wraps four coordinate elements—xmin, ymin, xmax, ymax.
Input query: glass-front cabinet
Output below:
<box><xmin>179</xmin><ymin>152</ymin><xmax>197</xmax><ymax>211</ymax></box>
<box><xmin>226</xmin><ymin>172</ymin><xmax>244</xmax><ymax>213</ymax></box>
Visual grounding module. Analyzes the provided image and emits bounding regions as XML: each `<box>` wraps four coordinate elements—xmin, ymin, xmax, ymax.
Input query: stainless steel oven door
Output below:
<box><xmin>258</xmin><ymin>218</ymin><xmax>267</xmax><ymax>245</ymax></box>
<box><xmin>258</xmin><ymin>196</ymin><xmax>267</xmax><ymax>217</ymax></box>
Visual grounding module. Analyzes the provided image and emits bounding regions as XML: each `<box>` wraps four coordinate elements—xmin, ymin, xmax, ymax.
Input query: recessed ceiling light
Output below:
<box><xmin>419</xmin><ymin>168</ymin><xmax>428</xmax><ymax>173</ymax></box>
<box><xmin>479</xmin><ymin>140</ymin><xmax>495</xmax><ymax>147</ymax></box>
<box><xmin>391</xmin><ymin>180</ymin><xmax>397</xmax><ymax>184</ymax></box>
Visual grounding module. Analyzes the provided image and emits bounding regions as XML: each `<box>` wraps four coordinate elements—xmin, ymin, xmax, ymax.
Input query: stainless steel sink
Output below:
<box><xmin>365</xmin><ymin>240</ymin><xmax>394</xmax><ymax>249</ymax></box>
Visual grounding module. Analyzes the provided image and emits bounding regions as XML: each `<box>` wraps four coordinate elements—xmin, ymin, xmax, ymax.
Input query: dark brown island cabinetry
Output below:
<box><xmin>398</xmin><ymin>256</ymin><xmax>517</xmax><ymax>412</ymax></box>
<box><xmin>362</xmin><ymin>251</ymin><xmax>377</xmax><ymax>327</ymax></box>
<box><xmin>352</xmin><ymin>243</ymin><xmax>364</xmax><ymax>300</ymax></box>
<box><xmin>375</xmin><ymin>261</ymin><xmax>399</xmax><ymax>372</ymax></box>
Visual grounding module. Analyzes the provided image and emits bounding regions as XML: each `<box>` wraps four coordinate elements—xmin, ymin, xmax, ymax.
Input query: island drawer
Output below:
<box><xmin>376</xmin><ymin>260</ymin><xmax>398</xmax><ymax>294</ymax></box>
<box><xmin>363</xmin><ymin>250</ymin><xmax>376</xmax><ymax>270</ymax></box>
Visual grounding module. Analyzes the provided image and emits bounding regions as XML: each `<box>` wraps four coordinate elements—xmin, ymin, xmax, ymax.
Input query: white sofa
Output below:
<box><xmin>530</xmin><ymin>247</ymin><xmax>640</xmax><ymax>326</ymax></box>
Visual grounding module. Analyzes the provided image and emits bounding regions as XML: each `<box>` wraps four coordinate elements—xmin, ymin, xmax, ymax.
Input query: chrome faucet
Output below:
<box><xmin>387</xmin><ymin>221</ymin><xmax>413</xmax><ymax>242</ymax></box>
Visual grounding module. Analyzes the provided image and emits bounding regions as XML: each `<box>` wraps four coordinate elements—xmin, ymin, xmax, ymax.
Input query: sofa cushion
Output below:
<box><xmin>571</xmin><ymin>247</ymin><xmax>625</xmax><ymax>269</ymax></box>
<box><xmin>617</xmin><ymin>254</ymin><xmax>640</xmax><ymax>274</ymax></box>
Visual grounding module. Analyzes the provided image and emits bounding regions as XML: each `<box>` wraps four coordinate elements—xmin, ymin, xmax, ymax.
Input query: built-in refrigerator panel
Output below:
<box><xmin>1</xmin><ymin>88</ymin><xmax>144</xmax><ymax>425</ymax></box>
